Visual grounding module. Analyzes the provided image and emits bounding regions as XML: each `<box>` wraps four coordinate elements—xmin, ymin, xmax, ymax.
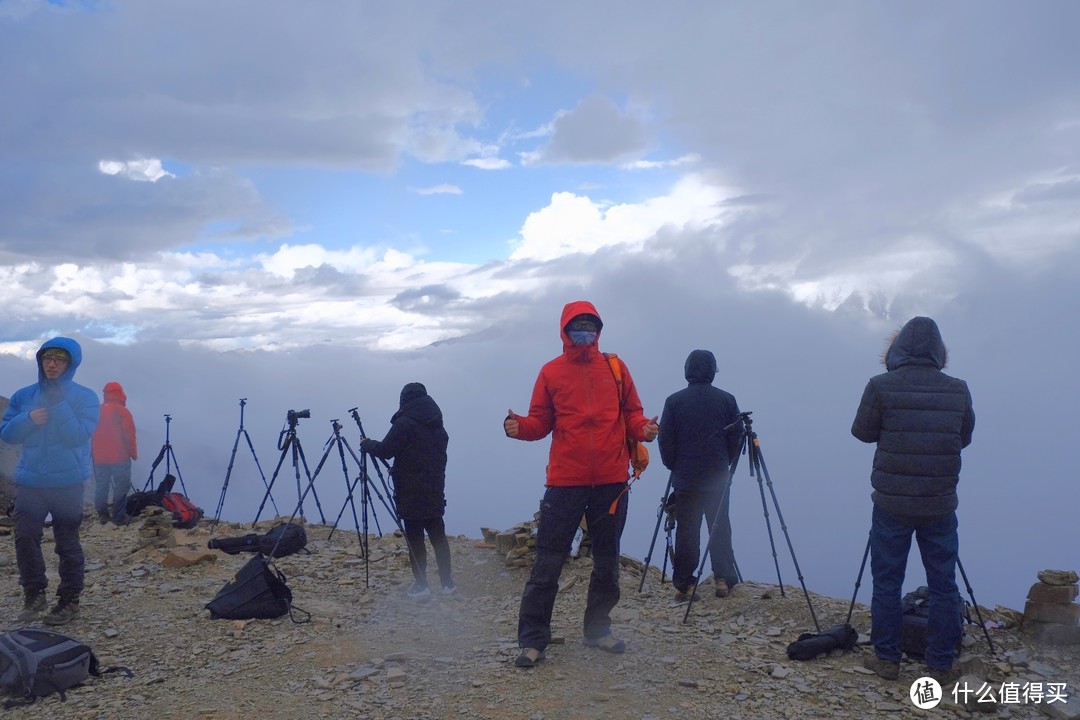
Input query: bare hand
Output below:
<box><xmin>643</xmin><ymin>416</ymin><xmax>659</xmax><ymax>442</ymax></box>
<box><xmin>504</xmin><ymin>409</ymin><xmax>520</xmax><ymax>438</ymax></box>
<box><xmin>29</xmin><ymin>408</ymin><xmax>49</xmax><ymax>425</ymax></box>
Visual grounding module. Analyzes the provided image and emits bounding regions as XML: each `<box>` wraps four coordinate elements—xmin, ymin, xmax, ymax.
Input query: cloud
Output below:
<box><xmin>524</xmin><ymin>95</ymin><xmax>650</xmax><ymax>165</ymax></box>
<box><xmin>413</xmin><ymin>184</ymin><xmax>463</xmax><ymax>196</ymax></box>
<box><xmin>98</xmin><ymin>158</ymin><xmax>175</xmax><ymax>183</ymax></box>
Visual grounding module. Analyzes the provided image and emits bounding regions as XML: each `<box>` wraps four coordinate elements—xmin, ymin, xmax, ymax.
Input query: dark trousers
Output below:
<box><xmin>94</xmin><ymin>461</ymin><xmax>132</xmax><ymax>522</ymax></box>
<box><xmin>14</xmin><ymin>484</ymin><xmax>86</xmax><ymax>598</ymax></box>
<box><xmin>518</xmin><ymin>483</ymin><xmax>628</xmax><ymax>652</ymax></box>
<box><xmin>870</xmin><ymin>506</ymin><xmax>962</xmax><ymax>670</ymax></box>
<box><xmin>402</xmin><ymin>516</ymin><xmax>453</xmax><ymax>588</ymax></box>
<box><xmin>671</xmin><ymin>486</ymin><xmax>737</xmax><ymax>592</ymax></box>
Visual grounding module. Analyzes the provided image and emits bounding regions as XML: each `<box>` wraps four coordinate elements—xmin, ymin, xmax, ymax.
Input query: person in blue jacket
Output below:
<box><xmin>1</xmin><ymin>337</ymin><xmax>99</xmax><ymax>626</ymax></box>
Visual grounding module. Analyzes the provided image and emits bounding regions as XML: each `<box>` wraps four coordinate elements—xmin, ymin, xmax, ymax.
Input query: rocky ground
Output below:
<box><xmin>1</xmin><ymin>514</ymin><xmax>1077</xmax><ymax>720</ymax></box>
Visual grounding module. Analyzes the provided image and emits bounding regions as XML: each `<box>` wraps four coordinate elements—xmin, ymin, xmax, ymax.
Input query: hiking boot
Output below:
<box><xmin>43</xmin><ymin>596</ymin><xmax>80</xmax><ymax>626</ymax></box>
<box><xmin>441</xmin><ymin>582</ymin><xmax>457</xmax><ymax>596</ymax></box>
<box><xmin>714</xmin><ymin>579</ymin><xmax>730</xmax><ymax>598</ymax></box>
<box><xmin>582</xmin><ymin>634</ymin><xmax>626</xmax><ymax>654</ymax></box>
<box><xmin>17</xmin><ymin>590</ymin><xmax>47</xmax><ymax>623</ymax></box>
<box><xmin>97</xmin><ymin>512</ymin><xmax>110</xmax><ymax>525</ymax></box>
<box><xmin>406</xmin><ymin>583</ymin><xmax>431</xmax><ymax>599</ymax></box>
<box><xmin>673</xmin><ymin>583</ymin><xmax>696</xmax><ymax>603</ymax></box>
<box><xmin>515</xmin><ymin>647</ymin><xmax>544</xmax><ymax>668</ymax></box>
<box><xmin>928</xmin><ymin>664</ymin><xmax>962</xmax><ymax>686</ymax></box>
<box><xmin>862</xmin><ymin>654</ymin><xmax>900</xmax><ymax>681</ymax></box>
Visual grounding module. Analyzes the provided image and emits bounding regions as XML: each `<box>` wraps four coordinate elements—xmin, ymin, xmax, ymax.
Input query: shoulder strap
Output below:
<box><xmin>604</xmin><ymin>353</ymin><xmax>626</xmax><ymax>407</ymax></box>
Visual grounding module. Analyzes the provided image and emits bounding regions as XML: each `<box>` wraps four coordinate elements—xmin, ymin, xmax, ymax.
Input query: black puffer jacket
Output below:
<box><xmin>851</xmin><ymin>317</ymin><xmax>975</xmax><ymax>518</ymax></box>
<box><xmin>658</xmin><ymin>350</ymin><xmax>742</xmax><ymax>492</ymax></box>
<box><xmin>361</xmin><ymin>383</ymin><xmax>449</xmax><ymax>519</ymax></box>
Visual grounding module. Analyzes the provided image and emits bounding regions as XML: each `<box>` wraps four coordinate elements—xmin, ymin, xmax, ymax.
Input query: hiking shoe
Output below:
<box><xmin>714</xmin><ymin>579</ymin><xmax>730</xmax><ymax>598</ymax></box>
<box><xmin>928</xmin><ymin>664</ymin><xmax>962</xmax><ymax>686</ymax></box>
<box><xmin>97</xmin><ymin>512</ymin><xmax>110</xmax><ymax>525</ymax></box>
<box><xmin>406</xmin><ymin>583</ymin><xmax>431</xmax><ymax>598</ymax></box>
<box><xmin>17</xmin><ymin>590</ymin><xmax>47</xmax><ymax>622</ymax></box>
<box><xmin>673</xmin><ymin>583</ymin><xmax>696</xmax><ymax>603</ymax></box>
<box><xmin>862</xmin><ymin>654</ymin><xmax>900</xmax><ymax>681</ymax></box>
<box><xmin>43</xmin><ymin>596</ymin><xmax>80</xmax><ymax>626</ymax></box>
<box><xmin>582</xmin><ymin>634</ymin><xmax>626</xmax><ymax>654</ymax></box>
<box><xmin>515</xmin><ymin>647</ymin><xmax>544</xmax><ymax>668</ymax></box>
<box><xmin>441</xmin><ymin>582</ymin><xmax>457</xmax><ymax>596</ymax></box>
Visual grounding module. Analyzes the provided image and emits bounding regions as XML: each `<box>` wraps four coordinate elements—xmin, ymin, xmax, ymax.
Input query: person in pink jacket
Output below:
<box><xmin>91</xmin><ymin>381</ymin><xmax>138</xmax><ymax>524</ymax></box>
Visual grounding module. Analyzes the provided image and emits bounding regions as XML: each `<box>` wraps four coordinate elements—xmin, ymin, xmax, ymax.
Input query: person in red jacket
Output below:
<box><xmin>504</xmin><ymin>300</ymin><xmax>658</xmax><ymax>668</ymax></box>
<box><xmin>91</xmin><ymin>381</ymin><xmax>138</xmax><ymax>524</ymax></box>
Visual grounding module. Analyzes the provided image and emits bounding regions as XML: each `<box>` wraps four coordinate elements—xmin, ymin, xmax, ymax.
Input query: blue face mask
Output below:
<box><xmin>568</xmin><ymin>330</ymin><xmax>597</xmax><ymax>346</ymax></box>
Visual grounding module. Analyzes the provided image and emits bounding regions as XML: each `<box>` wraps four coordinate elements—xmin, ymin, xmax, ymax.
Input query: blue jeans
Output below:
<box><xmin>14</xmin><ymin>484</ymin><xmax>85</xmax><ymax>598</ymax></box>
<box><xmin>94</xmin><ymin>461</ymin><xmax>132</xmax><ymax>522</ymax></box>
<box><xmin>671</xmin><ymin>486</ymin><xmax>737</xmax><ymax>592</ymax></box>
<box><xmin>870</xmin><ymin>506</ymin><xmax>962</xmax><ymax>670</ymax></box>
<box><xmin>518</xmin><ymin>483</ymin><xmax>629</xmax><ymax>651</ymax></box>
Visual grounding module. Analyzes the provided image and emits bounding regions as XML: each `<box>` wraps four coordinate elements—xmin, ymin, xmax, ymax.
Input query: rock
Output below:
<box><xmin>1023</xmin><ymin>620</ymin><xmax>1080</xmax><ymax>645</ymax></box>
<box><xmin>1029</xmin><ymin>583</ymin><xmax>1080</xmax><ymax>604</ymax></box>
<box><xmin>1025</xmin><ymin>601</ymin><xmax>1080</xmax><ymax>626</ymax></box>
<box><xmin>1038</xmin><ymin>570</ymin><xmax>1079</xmax><ymax>586</ymax></box>
<box><xmin>163</xmin><ymin>547</ymin><xmax>218</xmax><ymax>569</ymax></box>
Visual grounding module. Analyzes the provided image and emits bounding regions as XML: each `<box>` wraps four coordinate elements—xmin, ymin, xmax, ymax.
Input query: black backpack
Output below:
<box><xmin>899</xmin><ymin>586</ymin><xmax>970</xmax><ymax>658</ymax></box>
<box><xmin>0</xmin><ymin>628</ymin><xmax>132</xmax><ymax>707</ymax></box>
<box><xmin>205</xmin><ymin>555</ymin><xmax>310</xmax><ymax>624</ymax></box>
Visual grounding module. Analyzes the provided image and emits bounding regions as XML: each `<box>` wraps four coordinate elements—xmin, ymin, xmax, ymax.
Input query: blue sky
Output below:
<box><xmin>1</xmin><ymin>0</ymin><xmax>1078</xmax><ymax>612</ymax></box>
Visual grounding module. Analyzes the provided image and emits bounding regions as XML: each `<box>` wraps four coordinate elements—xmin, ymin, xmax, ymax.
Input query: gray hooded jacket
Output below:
<box><xmin>851</xmin><ymin>317</ymin><xmax>975</xmax><ymax>518</ymax></box>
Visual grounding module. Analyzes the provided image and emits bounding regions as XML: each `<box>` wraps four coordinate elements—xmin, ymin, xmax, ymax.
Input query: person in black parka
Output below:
<box><xmin>658</xmin><ymin>349</ymin><xmax>743</xmax><ymax>601</ymax></box>
<box><xmin>360</xmin><ymin>382</ymin><xmax>454</xmax><ymax>597</ymax></box>
<box><xmin>852</xmin><ymin>316</ymin><xmax>975</xmax><ymax>685</ymax></box>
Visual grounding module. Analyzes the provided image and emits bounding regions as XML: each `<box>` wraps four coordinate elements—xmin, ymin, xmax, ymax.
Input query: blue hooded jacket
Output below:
<box><xmin>0</xmin><ymin>337</ymin><xmax>100</xmax><ymax>488</ymax></box>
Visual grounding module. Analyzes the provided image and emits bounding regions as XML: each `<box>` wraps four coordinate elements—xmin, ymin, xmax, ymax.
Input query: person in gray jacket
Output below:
<box><xmin>852</xmin><ymin>317</ymin><xmax>975</xmax><ymax>685</ymax></box>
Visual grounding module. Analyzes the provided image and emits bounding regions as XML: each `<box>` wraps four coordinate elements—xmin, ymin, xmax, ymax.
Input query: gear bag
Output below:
<box><xmin>899</xmin><ymin>586</ymin><xmax>969</xmax><ymax>659</ymax></box>
<box><xmin>160</xmin><ymin>492</ymin><xmax>203</xmax><ymax>529</ymax></box>
<box><xmin>786</xmin><ymin>623</ymin><xmax>859</xmax><ymax>661</ymax></box>
<box><xmin>0</xmin><ymin>628</ymin><xmax>132</xmax><ymax>708</ymax></box>
<box><xmin>205</xmin><ymin>555</ymin><xmax>310</xmax><ymax>623</ymax></box>
<box><xmin>208</xmin><ymin>522</ymin><xmax>308</xmax><ymax>559</ymax></box>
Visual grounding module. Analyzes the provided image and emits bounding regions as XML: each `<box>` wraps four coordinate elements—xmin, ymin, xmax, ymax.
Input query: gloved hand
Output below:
<box><xmin>43</xmin><ymin>382</ymin><xmax>64</xmax><ymax>406</ymax></box>
<box><xmin>359</xmin><ymin>438</ymin><xmax>376</xmax><ymax>453</ymax></box>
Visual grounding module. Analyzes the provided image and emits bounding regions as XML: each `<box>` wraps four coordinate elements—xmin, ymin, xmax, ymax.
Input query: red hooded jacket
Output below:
<box><xmin>512</xmin><ymin>301</ymin><xmax>650</xmax><ymax>487</ymax></box>
<box><xmin>91</xmin><ymin>382</ymin><xmax>138</xmax><ymax>464</ymax></box>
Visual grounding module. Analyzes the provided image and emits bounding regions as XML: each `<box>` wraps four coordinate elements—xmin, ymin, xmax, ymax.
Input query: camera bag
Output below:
<box><xmin>206</xmin><ymin>555</ymin><xmax>310</xmax><ymax>623</ymax></box>
<box><xmin>0</xmin><ymin>628</ymin><xmax>132</xmax><ymax>708</ymax></box>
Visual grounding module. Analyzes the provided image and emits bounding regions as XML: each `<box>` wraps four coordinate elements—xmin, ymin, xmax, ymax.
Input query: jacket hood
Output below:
<box><xmin>36</xmin><ymin>337</ymin><xmax>83</xmax><ymax>383</ymax></box>
<box><xmin>395</xmin><ymin>392</ymin><xmax>443</xmax><ymax>427</ymax></box>
<box><xmin>103</xmin><ymin>381</ymin><xmax>128</xmax><ymax>405</ymax></box>
<box><xmin>399</xmin><ymin>382</ymin><xmax>427</xmax><ymax>408</ymax></box>
<box><xmin>684</xmin><ymin>349</ymin><xmax>717</xmax><ymax>384</ymax></box>
<box><xmin>885</xmin><ymin>316</ymin><xmax>947</xmax><ymax>371</ymax></box>
<box><xmin>559</xmin><ymin>300</ymin><xmax>603</xmax><ymax>355</ymax></box>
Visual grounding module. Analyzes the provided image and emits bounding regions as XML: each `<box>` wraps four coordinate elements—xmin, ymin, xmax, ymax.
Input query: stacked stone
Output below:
<box><xmin>134</xmin><ymin>505</ymin><xmax>177</xmax><ymax>550</ymax></box>
<box><xmin>1021</xmin><ymin>569</ymin><xmax>1080</xmax><ymax>645</ymax></box>
<box><xmin>494</xmin><ymin>520</ymin><xmax>537</xmax><ymax>568</ymax></box>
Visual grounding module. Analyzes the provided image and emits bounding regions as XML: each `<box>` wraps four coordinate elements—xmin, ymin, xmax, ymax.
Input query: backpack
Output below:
<box><xmin>604</xmin><ymin>353</ymin><xmax>650</xmax><ymax>479</ymax></box>
<box><xmin>160</xmin><ymin>492</ymin><xmax>204</xmax><ymax>529</ymax></box>
<box><xmin>899</xmin><ymin>586</ymin><xmax>969</xmax><ymax>658</ymax></box>
<box><xmin>205</xmin><ymin>555</ymin><xmax>310</xmax><ymax>623</ymax></box>
<box><xmin>124</xmin><ymin>473</ymin><xmax>177</xmax><ymax>518</ymax></box>
<box><xmin>0</xmin><ymin>628</ymin><xmax>132</xmax><ymax>707</ymax></box>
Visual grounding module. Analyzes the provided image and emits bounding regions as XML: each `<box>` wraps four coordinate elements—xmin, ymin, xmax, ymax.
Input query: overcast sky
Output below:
<box><xmin>1</xmin><ymin>0</ymin><xmax>1077</xmax><ymax>613</ymax></box>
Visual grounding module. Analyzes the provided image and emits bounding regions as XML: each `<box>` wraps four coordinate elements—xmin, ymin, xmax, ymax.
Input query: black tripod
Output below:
<box><xmin>845</xmin><ymin>534</ymin><xmax>996</xmax><ymax>654</ymax></box>
<box><xmin>333</xmin><ymin>408</ymin><xmax>414</xmax><ymax>587</ymax></box>
<box><xmin>252</xmin><ymin>409</ymin><xmax>326</xmax><ymax>526</ymax></box>
<box><xmin>213</xmin><ymin>398</ymin><xmax>278</xmax><ymax>528</ymax></box>
<box><xmin>638</xmin><ymin>478</ymin><xmax>676</xmax><ymax>592</ymax></box>
<box><xmin>680</xmin><ymin>412</ymin><xmax>819</xmax><ymax>629</ymax></box>
<box><xmin>142</xmin><ymin>414</ymin><xmax>189</xmax><ymax>496</ymax></box>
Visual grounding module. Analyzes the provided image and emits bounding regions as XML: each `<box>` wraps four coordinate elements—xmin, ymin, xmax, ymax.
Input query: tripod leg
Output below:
<box><xmin>253</xmin><ymin>437</ymin><xmax>293</xmax><ymax>526</ymax></box>
<box><xmin>683</xmin><ymin>472</ymin><xmax>736</xmax><ymax>624</ymax></box>
<box><xmin>956</xmin><ymin>556</ymin><xmax>996</xmax><ymax>655</ymax></box>
<box><xmin>242</xmin><ymin>429</ymin><xmax>279</xmax><ymax>516</ymax></box>
<box><xmin>167</xmin><ymin>446</ymin><xmax>189</xmax><ymax>496</ymax></box>
<box><xmin>751</xmin><ymin>443</ymin><xmax>785</xmax><ymax>596</ymax></box>
<box><xmin>846</xmin><ymin>534</ymin><xmax>872</xmax><ymax>626</ymax></box>
<box><xmin>214</xmin><ymin>426</ymin><xmax>245</xmax><ymax>527</ymax></box>
<box><xmin>754</xmin><ymin>441</ymin><xmax>820</xmax><ymax>632</ymax></box>
<box><xmin>638</xmin><ymin>479</ymin><xmax>672</xmax><ymax>593</ymax></box>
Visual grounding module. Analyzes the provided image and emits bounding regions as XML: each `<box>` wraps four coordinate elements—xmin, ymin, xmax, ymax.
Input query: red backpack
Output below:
<box><xmin>160</xmin><ymin>493</ymin><xmax>204</xmax><ymax>529</ymax></box>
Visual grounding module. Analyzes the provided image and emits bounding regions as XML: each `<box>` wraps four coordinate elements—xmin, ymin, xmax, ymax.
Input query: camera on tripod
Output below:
<box><xmin>287</xmin><ymin>409</ymin><xmax>311</xmax><ymax>423</ymax></box>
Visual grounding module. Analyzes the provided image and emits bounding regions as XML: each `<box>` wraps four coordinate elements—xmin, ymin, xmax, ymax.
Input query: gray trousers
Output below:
<box><xmin>14</xmin><ymin>484</ymin><xmax>85</xmax><ymax>598</ymax></box>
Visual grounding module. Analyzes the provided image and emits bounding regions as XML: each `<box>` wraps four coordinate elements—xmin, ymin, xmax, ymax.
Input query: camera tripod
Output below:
<box><xmin>252</xmin><ymin>409</ymin><xmax>326</xmax><ymax>526</ymax></box>
<box><xmin>141</xmin><ymin>414</ymin><xmax>190</xmax><ymax>496</ymax></box>
<box><xmin>845</xmin><ymin>532</ymin><xmax>996</xmax><ymax>654</ymax></box>
<box><xmin>212</xmin><ymin>398</ymin><xmax>278</xmax><ymax>528</ymax></box>
<box><xmin>331</xmin><ymin>408</ymin><xmax>414</xmax><ymax>588</ymax></box>
<box><xmin>674</xmin><ymin>412</ymin><xmax>819</xmax><ymax>628</ymax></box>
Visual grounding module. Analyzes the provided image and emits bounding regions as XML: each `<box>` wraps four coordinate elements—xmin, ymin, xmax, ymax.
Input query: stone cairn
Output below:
<box><xmin>481</xmin><ymin>520</ymin><xmax>538</xmax><ymax>568</ymax></box>
<box><xmin>133</xmin><ymin>505</ymin><xmax>177</xmax><ymax>551</ymax></box>
<box><xmin>1021</xmin><ymin>569</ymin><xmax>1080</xmax><ymax>645</ymax></box>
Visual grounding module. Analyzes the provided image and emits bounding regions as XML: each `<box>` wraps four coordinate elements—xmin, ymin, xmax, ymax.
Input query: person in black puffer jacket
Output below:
<box><xmin>658</xmin><ymin>349</ymin><xmax>742</xmax><ymax>601</ymax></box>
<box><xmin>851</xmin><ymin>316</ymin><xmax>975</xmax><ymax>685</ymax></box>
<box><xmin>361</xmin><ymin>382</ymin><xmax>453</xmax><ymax>598</ymax></box>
